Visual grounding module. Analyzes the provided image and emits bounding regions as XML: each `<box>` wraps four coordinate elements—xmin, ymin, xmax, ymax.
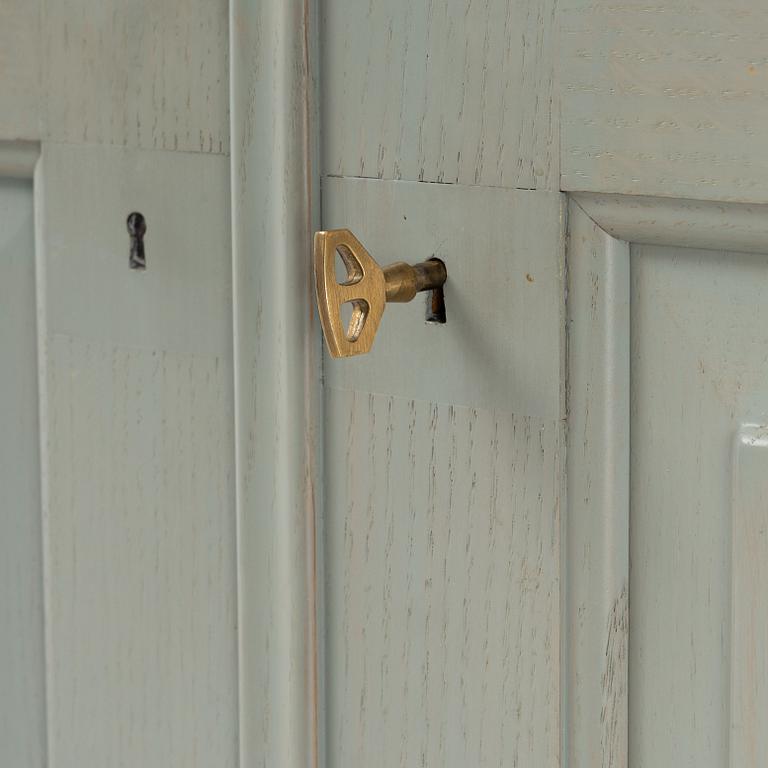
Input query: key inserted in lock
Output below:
<box><xmin>314</xmin><ymin>228</ymin><xmax>447</xmax><ymax>358</ymax></box>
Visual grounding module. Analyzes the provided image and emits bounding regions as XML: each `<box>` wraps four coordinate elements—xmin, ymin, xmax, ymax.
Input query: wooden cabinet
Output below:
<box><xmin>3</xmin><ymin>1</ymin><xmax>768</xmax><ymax>766</ymax></box>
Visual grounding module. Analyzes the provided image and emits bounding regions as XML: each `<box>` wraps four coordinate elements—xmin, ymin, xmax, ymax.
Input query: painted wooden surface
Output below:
<box><xmin>731</xmin><ymin>424</ymin><xmax>768</xmax><ymax>768</ymax></box>
<box><xmin>37</xmin><ymin>142</ymin><xmax>237</xmax><ymax>767</ymax></box>
<box><xmin>574</xmin><ymin>193</ymin><xmax>768</xmax><ymax>256</ymax></box>
<box><xmin>0</xmin><ymin>0</ymin><xmax>228</xmax><ymax>153</ymax></box>
<box><xmin>230</xmin><ymin>2</ymin><xmax>322</xmax><ymax>767</ymax></box>
<box><xmin>321</xmin><ymin>0</ymin><xmax>558</xmax><ymax>190</ymax></box>
<box><xmin>560</xmin><ymin>1</ymin><xmax>768</xmax><ymax>204</ymax></box>
<box><xmin>43</xmin><ymin>0</ymin><xmax>229</xmax><ymax>153</ymax></box>
<box><xmin>566</xmin><ymin>201</ymin><xmax>629</xmax><ymax>768</ymax></box>
<box><xmin>628</xmin><ymin>242</ymin><xmax>768</xmax><ymax>767</ymax></box>
<box><xmin>0</xmin><ymin>2</ymin><xmax>41</xmax><ymax>141</ymax></box>
<box><xmin>0</xmin><ymin>179</ymin><xmax>46</xmax><ymax>768</ymax></box>
<box><xmin>324</xmin><ymin>387</ymin><xmax>562</xmax><ymax>768</ymax></box>
<box><xmin>320</xmin><ymin>175</ymin><xmax>564</xmax><ymax>766</ymax></box>
<box><xmin>323</xmin><ymin>177</ymin><xmax>564</xmax><ymax>419</ymax></box>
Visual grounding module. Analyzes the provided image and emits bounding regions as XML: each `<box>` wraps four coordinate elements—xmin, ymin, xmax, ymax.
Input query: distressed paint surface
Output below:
<box><xmin>323</xmin><ymin>177</ymin><xmax>564</xmax><ymax>419</ymax></box>
<box><xmin>0</xmin><ymin>0</ymin><xmax>228</xmax><ymax>153</ymax></box>
<box><xmin>37</xmin><ymin>143</ymin><xmax>237</xmax><ymax>768</ymax></box>
<box><xmin>321</xmin><ymin>0</ymin><xmax>558</xmax><ymax>190</ymax></box>
<box><xmin>560</xmin><ymin>1</ymin><xmax>768</xmax><ymax>204</ymax></box>
<box><xmin>324</xmin><ymin>387</ymin><xmax>561</xmax><ymax>768</ymax></box>
<box><xmin>0</xmin><ymin>179</ymin><xmax>46</xmax><ymax>767</ymax></box>
<box><xmin>43</xmin><ymin>0</ymin><xmax>229</xmax><ymax>152</ymax></box>
<box><xmin>628</xmin><ymin>242</ymin><xmax>768</xmax><ymax>767</ymax></box>
<box><xmin>731</xmin><ymin>424</ymin><xmax>768</xmax><ymax>768</ymax></box>
<box><xmin>44</xmin><ymin>337</ymin><xmax>236</xmax><ymax>768</ymax></box>
<box><xmin>0</xmin><ymin>1</ymin><xmax>237</xmax><ymax>764</ymax></box>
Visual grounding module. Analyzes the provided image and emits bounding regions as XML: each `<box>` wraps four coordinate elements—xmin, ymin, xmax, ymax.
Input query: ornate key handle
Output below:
<box><xmin>314</xmin><ymin>229</ymin><xmax>447</xmax><ymax>358</ymax></box>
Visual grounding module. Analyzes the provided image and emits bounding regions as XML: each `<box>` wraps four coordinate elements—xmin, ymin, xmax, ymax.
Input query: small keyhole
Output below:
<box><xmin>127</xmin><ymin>212</ymin><xmax>147</xmax><ymax>270</ymax></box>
<box><xmin>425</xmin><ymin>258</ymin><xmax>446</xmax><ymax>324</ymax></box>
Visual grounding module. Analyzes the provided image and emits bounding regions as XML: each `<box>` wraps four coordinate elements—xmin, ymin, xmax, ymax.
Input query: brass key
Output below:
<box><xmin>314</xmin><ymin>229</ymin><xmax>447</xmax><ymax>358</ymax></box>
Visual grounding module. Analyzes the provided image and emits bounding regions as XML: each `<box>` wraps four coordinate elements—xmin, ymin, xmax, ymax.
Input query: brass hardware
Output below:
<box><xmin>314</xmin><ymin>228</ymin><xmax>447</xmax><ymax>358</ymax></box>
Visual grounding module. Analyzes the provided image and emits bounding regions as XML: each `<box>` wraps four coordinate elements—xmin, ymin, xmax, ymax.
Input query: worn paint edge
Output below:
<box><xmin>565</xmin><ymin>199</ymin><xmax>630</xmax><ymax>768</ymax></box>
<box><xmin>230</xmin><ymin>2</ymin><xmax>322</xmax><ymax>768</ymax></box>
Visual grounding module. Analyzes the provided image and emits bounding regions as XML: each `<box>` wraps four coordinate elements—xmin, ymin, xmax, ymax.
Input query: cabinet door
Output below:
<box><xmin>201</xmin><ymin>0</ymin><xmax>768</xmax><ymax>766</ymax></box>
<box><xmin>316</xmin><ymin>2</ymin><xmax>563</xmax><ymax>767</ymax></box>
<box><xmin>0</xmin><ymin>3</ymin><xmax>236</xmax><ymax>767</ymax></box>
<box><xmin>310</xmin><ymin>4</ymin><xmax>768</xmax><ymax>768</ymax></box>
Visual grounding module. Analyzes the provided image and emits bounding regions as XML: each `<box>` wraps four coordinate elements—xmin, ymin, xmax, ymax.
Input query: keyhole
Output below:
<box><xmin>127</xmin><ymin>212</ymin><xmax>146</xmax><ymax>270</ymax></box>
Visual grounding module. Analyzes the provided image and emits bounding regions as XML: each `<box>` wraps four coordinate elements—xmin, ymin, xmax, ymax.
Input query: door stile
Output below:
<box><xmin>230</xmin><ymin>2</ymin><xmax>323</xmax><ymax>767</ymax></box>
<box><xmin>566</xmin><ymin>199</ymin><xmax>631</xmax><ymax>768</ymax></box>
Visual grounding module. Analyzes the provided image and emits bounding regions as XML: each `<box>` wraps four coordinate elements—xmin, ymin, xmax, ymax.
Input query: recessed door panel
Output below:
<box><xmin>630</xmin><ymin>243</ymin><xmax>768</xmax><ymax>767</ymax></box>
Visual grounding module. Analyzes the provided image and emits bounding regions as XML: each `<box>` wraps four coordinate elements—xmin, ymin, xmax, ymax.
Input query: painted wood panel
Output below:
<box><xmin>560</xmin><ymin>1</ymin><xmax>768</xmax><ymax>204</ymax></box>
<box><xmin>323</xmin><ymin>177</ymin><xmax>564</xmax><ymax>420</ymax></box>
<box><xmin>323</xmin><ymin>387</ymin><xmax>561</xmax><ymax>768</ymax></box>
<box><xmin>0</xmin><ymin>0</ymin><xmax>228</xmax><ymax>152</ymax></box>
<box><xmin>42</xmin><ymin>0</ymin><xmax>229</xmax><ymax>153</ymax></box>
<box><xmin>37</xmin><ymin>143</ymin><xmax>237</xmax><ymax>767</ymax></box>
<box><xmin>0</xmin><ymin>179</ymin><xmax>46</xmax><ymax>767</ymax></box>
<box><xmin>0</xmin><ymin>2</ymin><xmax>41</xmax><ymax>141</ymax></box>
<box><xmin>321</xmin><ymin>0</ymin><xmax>558</xmax><ymax>190</ymax></box>
<box><xmin>628</xmin><ymin>242</ymin><xmax>768</xmax><ymax>767</ymax></box>
<box><xmin>320</xmin><ymin>176</ymin><xmax>564</xmax><ymax>765</ymax></box>
<box><xmin>44</xmin><ymin>337</ymin><xmax>236</xmax><ymax>767</ymax></box>
<box><xmin>732</xmin><ymin>423</ymin><xmax>768</xmax><ymax>768</ymax></box>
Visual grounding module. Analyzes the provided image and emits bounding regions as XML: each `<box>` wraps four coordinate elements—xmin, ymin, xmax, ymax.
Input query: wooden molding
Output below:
<box><xmin>0</xmin><ymin>141</ymin><xmax>40</xmax><ymax>179</ymax></box>
<box><xmin>230</xmin><ymin>2</ymin><xmax>322</xmax><ymax>767</ymax></box>
<box><xmin>574</xmin><ymin>192</ymin><xmax>768</xmax><ymax>255</ymax></box>
<box><xmin>566</xmin><ymin>199</ymin><xmax>630</xmax><ymax>768</ymax></box>
<box><xmin>566</xmin><ymin>189</ymin><xmax>768</xmax><ymax>767</ymax></box>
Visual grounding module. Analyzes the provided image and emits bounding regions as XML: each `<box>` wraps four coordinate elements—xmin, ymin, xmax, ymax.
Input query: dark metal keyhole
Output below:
<box><xmin>127</xmin><ymin>212</ymin><xmax>147</xmax><ymax>270</ymax></box>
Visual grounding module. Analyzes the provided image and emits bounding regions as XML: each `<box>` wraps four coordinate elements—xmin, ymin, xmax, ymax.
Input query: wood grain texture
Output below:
<box><xmin>230</xmin><ymin>2</ymin><xmax>322</xmax><ymax>766</ymax></box>
<box><xmin>566</xmin><ymin>201</ymin><xmax>629</xmax><ymax>768</ymax></box>
<box><xmin>321</xmin><ymin>0</ymin><xmax>558</xmax><ymax>190</ymax></box>
<box><xmin>42</xmin><ymin>0</ymin><xmax>229</xmax><ymax>153</ymax></box>
<box><xmin>36</xmin><ymin>143</ymin><xmax>237</xmax><ymax>767</ymax></box>
<box><xmin>323</xmin><ymin>177</ymin><xmax>565</xmax><ymax>419</ymax></box>
<box><xmin>0</xmin><ymin>179</ymin><xmax>46</xmax><ymax>768</ymax></box>
<box><xmin>560</xmin><ymin>0</ymin><xmax>768</xmax><ymax>204</ymax></box>
<box><xmin>0</xmin><ymin>1</ymin><xmax>41</xmax><ymax>141</ymax></box>
<box><xmin>43</xmin><ymin>337</ymin><xmax>236</xmax><ymax>768</ymax></box>
<box><xmin>324</xmin><ymin>387</ymin><xmax>561</xmax><ymax>768</ymax></box>
<box><xmin>732</xmin><ymin>424</ymin><xmax>768</xmax><ymax>768</ymax></box>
